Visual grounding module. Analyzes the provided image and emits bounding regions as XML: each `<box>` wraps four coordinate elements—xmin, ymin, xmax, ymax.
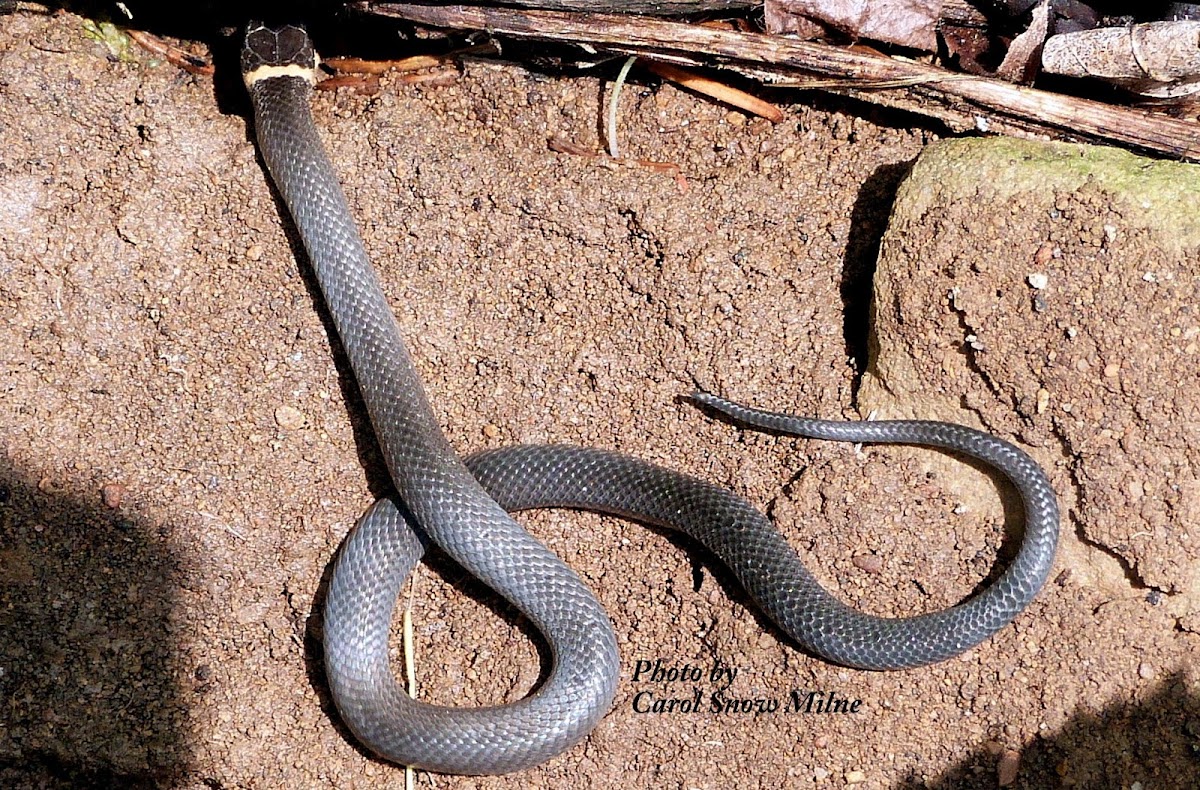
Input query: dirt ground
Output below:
<box><xmin>1</xmin><ymin>10</ymin><xmax>1197</xmax><ymax>789</ymax></box>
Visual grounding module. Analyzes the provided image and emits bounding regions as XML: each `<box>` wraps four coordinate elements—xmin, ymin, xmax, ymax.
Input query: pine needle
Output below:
<box><xmin>607</xmin><ymin>56</ymin><xmax>637</xmax><ymax>159</ymax></box>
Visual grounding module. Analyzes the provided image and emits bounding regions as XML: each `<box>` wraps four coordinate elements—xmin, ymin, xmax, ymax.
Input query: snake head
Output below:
<box><xmin>241</xmin><ymin>22</ymin><xmax>319</xmax><ymax>88</ymax></box>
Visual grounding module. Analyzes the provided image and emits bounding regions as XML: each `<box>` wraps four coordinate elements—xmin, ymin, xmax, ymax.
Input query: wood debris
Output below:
<box><xmin>358</xmin><ymin>3</ymin><xmax>1200</xmax><ymax>161</ymax></box>
<box><xmin>995</xmin><ymin>0</ymin><xmax>1050</xmax><ymax>84</ymax></box>
<box><xmin>1042</xmin><ymin>20</ymin><xmax>1200</xmax><ymax>98</ymax></box>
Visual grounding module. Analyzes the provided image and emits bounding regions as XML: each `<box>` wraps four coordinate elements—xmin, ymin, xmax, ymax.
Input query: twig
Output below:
<box><xmin>315</xmin><ymin>73</ymin><xmax>382</xmax><ymax>94</ymax></box>
<box><xmin>548</xmin><ymin>134</ymin><xmax>685</xmax><ymax>180</ymax></box>
<box><xmin>127</xmin><ymin>29</ymin><xmax>214</xmax><ymax>75</ymax></box>
<box><xmin>325</xmin><ymin>42</ymin><xmax>498</xmax><ymax>76</ymax></box>
<box><xmin>645</xmin><ymin>60</ymin><xmax>784</xmax><ymax>122</ymax></box>
<box><xmin>325</xmin><ymin>54</ymin><xmax>452</xmax><ymax>74</ymax></box>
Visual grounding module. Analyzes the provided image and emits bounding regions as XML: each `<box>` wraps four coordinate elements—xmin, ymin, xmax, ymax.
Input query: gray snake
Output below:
<box><xmin>241</xmin><ymin>23</ymin><xmax>1059</xmax><ymax>775</ymax></box>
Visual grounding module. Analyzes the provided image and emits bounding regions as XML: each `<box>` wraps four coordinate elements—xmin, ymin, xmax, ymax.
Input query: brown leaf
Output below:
<box><xmin>763</xmin><ymin>0</ymin><xmax>943</xmax><ymax>51</ymax></box>
<box><xmin>941</xmin><ymin>24</ymin><xmax>995</xmax><ymax>76</ymax></box>
<box><xmin>762</xmin><ymin>3</ymin><xmax>830</xmax><ymax>40</ymax></box>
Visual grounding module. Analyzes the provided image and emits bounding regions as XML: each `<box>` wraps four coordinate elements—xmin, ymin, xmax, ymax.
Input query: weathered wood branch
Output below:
<box><xmin>357</xmin><ymin>2</ymin><xmax>1200</xmax><ymax>161</ymax></box>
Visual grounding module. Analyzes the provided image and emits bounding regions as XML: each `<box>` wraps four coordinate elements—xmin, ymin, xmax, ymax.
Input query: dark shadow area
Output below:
<box><xmin>839</xmin><ymin>160</ymin><xmax>914</xmax><ymax>387</ymax></box>
<box><xmin>0</xmin><ymin>469</ymin><xmax>189</xmax><ymax>787</ymax></box>
<box><xmin>12</xmin><ymin>1</ymin><xmax>345</xmax><ymax>36</ymax></box>
<box><xmin>8</xmin><ymin>0</ymin><xmax>961</xmax><ymax>154</ymax></box>
<box><xmin>894</xmin><ymin>670</ymin><xmax>1200</xmax><ymax>789</ymax></box>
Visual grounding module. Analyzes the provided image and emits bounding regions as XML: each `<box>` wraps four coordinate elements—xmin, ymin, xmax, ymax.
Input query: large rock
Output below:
<box><xmin>862</xmin><ymin>137</ymin><xmax>1200</xmax><ymax>628</ymax></box>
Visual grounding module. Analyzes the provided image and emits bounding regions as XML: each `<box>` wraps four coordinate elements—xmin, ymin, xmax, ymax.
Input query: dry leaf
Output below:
<box><xmin>763</xmin><ymin>0</ymin><xmax>943</xmax><ymax>51</ymax></box>
<box><xmin>762</xmin><ymin>3</ymin><xmax>830</xmax><ymax>40</ymax></box>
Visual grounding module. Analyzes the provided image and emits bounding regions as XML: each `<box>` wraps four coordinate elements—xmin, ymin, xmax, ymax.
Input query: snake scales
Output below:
<box><xmin>241</xmin><ymin>22</ymin><xmax>1059</xmax><ymax>775</ymax></box>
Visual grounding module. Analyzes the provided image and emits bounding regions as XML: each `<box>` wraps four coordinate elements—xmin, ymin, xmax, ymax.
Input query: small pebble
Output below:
<box><xmin>482</xmin><ymin>424</ymin><xmax>500</xmax><ymax>439</ymax></box>
<box><xmin>998</xmin><ymin>749</ymin><xmax>1021</xmax><ymax>785</ymax></box>
<box><xmin>1027</xmin><ymin>273</ymin><xmax>1049</xmax><ymax>290</ymax></box>
<box><xmin>852</xmin><ymin>554</ymin><xmax>883</xmax><ymax>574</ymax></box>
<box><xmin>1036</xmin><ymin>388</ymin><xmax>1050</xmax><ymax>414</ymax></box>
<box><xmin>1128</xmin><ymin>479</ymin><xmax>1145</xmax><ymax>500</ymax></box>
<box><xmin>1138</xmin><ymin>662</ymin><xmax>1154</xmax><ymax>679</ymax></box>
<box><xmin>101</xmin><ymin>482</ymin><xmax>125</xmax><ymax>509</ymax></box>
<box><xmin>845</xmin><ymin>769</ymin><xmax>866</xmax><ymax>784</ymax></box>
<box><xmin>274</xmin><ymin>405</ymin><xmax>306</xmax><ymax>430</ymax></box>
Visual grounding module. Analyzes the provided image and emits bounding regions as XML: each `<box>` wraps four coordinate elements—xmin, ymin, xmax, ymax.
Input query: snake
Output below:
<box><xmin>241</xmin><ymin>22</ymin><xmax>1059</xmax><ymax>776</ymax></box>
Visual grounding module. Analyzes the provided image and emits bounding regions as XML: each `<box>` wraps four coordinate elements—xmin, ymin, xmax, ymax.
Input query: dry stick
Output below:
<box><xmin>315</xmin><ymin>73</ymin><xmax>383</xmax><ymax>93</ymax></box>
<box><xmin>127</xmin><ymin>29</ymin><xmax>214</xmax><ymax>75</ymax></box>
<box><xmin>324</xmin><ymin>54</ymin><xmax>451</xmax><ymax>74</ymax></box>
<box><xmin>325</xmin><ymin>44</ymin><xmax>497</xmax><ymax>76</ymax></box>
<box><xmin>645</xmin><ymin>60</ymin><xmax>785</xmax><ymax>122</ymax></box>
<box><xmin>359</xmin><ymin>2</ymin><xmax>1200</xmax><ymax>161</ymax></box>
<box><xmin>1042</xmin><ymin>21</ymin><xmax>1200</xmax><ymax>98</ymax></box>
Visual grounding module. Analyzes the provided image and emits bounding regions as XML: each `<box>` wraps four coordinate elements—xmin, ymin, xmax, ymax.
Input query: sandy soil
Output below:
<box><xmin>1</xmin><ymin>10</ymin><xmax>1196</xmax><ymax>789</ymax></box>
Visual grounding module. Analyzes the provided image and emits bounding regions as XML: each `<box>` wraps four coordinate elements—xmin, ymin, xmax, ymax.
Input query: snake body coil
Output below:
<box><xmin>242</xmin><ymin>23</ymin><xmax>1059</xmax><ymax>775</ymax></box>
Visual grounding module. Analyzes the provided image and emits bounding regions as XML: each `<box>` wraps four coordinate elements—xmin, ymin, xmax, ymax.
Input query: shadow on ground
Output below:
<box><xmin>895</xmin><ymin>670</ymin><xmax>1200</xmax><ymax>788</ymax></box>
<box><xmin>0</xmin><ymin>468</ymin><xmax>188</xmax><ymax>788</ymax></box>
<box><xmin>840</xmin><ymin>159</ymin><xmax>914</xmax><ymax>382</ymax></box>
